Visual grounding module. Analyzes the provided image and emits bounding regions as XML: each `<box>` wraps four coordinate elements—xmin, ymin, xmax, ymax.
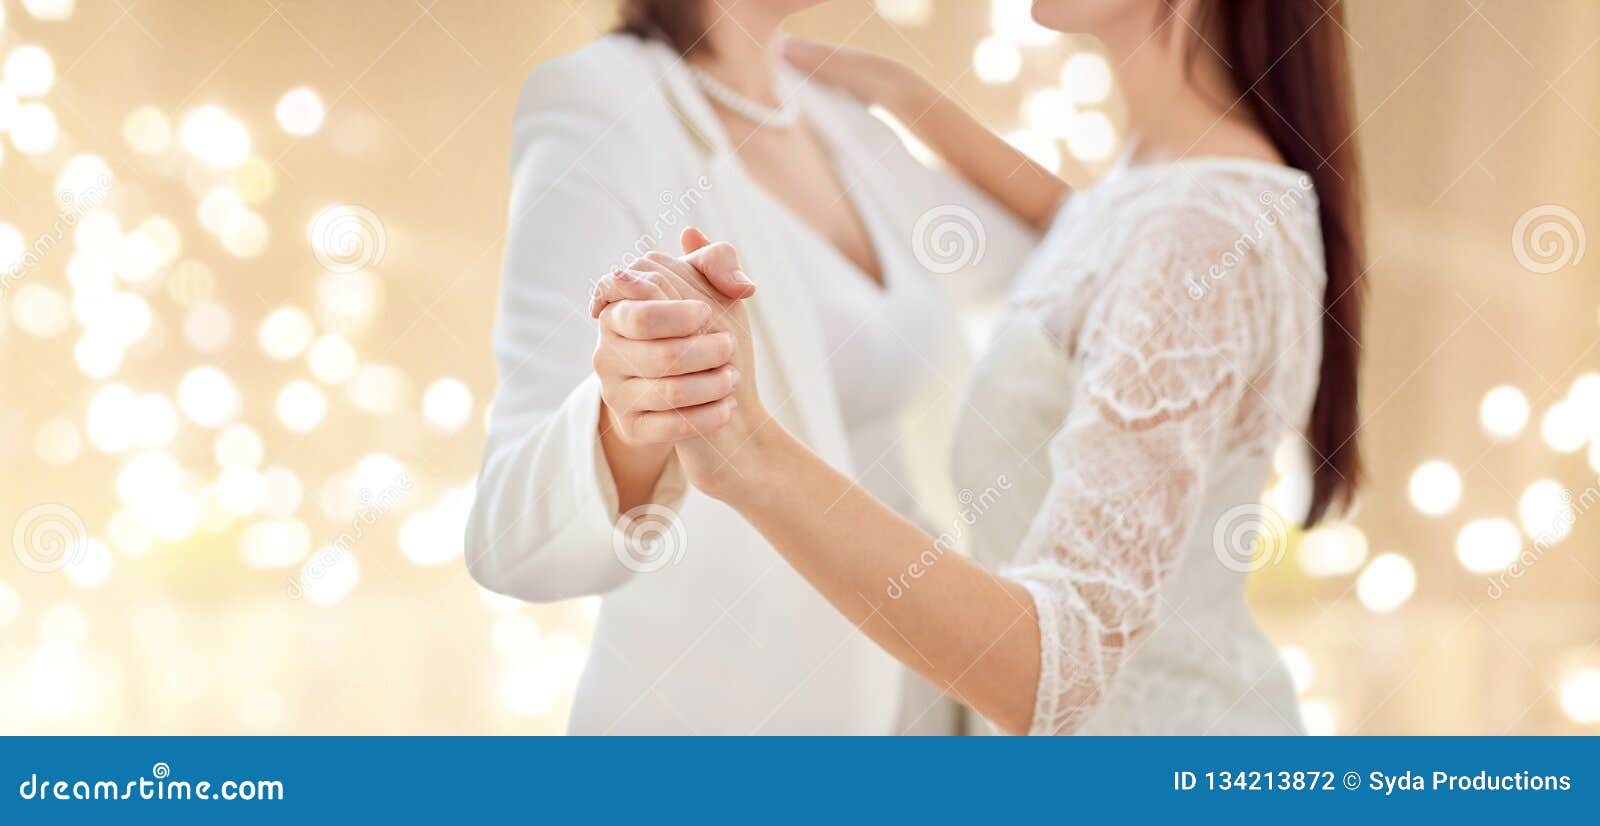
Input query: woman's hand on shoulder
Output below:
<box><xmin>783</xmin><ymin>38</ymin><xmax>928</xmax><ymax>114</ymax></box>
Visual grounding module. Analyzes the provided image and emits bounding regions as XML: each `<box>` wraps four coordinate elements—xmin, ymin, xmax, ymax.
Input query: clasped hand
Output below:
<box><xmin>589</xmin><ymin>227</ymin><xmax>768</xmax><ymax>499</ymax></box>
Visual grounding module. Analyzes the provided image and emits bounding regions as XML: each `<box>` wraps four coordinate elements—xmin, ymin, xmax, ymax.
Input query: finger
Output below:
<box><xmin>619</xmin><ymin>364</ymin><xmax>739</xmax><ymax>412</ymax></box>
<box><xmin>601</xmin><ymin>299</ymin><xmax>713</xmax><ymax>340</ymax></box>
<box><xmin>681</xmin><ymin>236</ymin><xmax>756</xmax><ymax>300</ymax></box>
<box><xmin>627</xmin><ymin>396</ymin><xmax>738</xmax><ymax>443</ymax></box>
<box><xmin>598</xmin><ymin>330</ymin><xmax>736</xmax><ymax>378</ymax></box>
<box><xmin>680</xmin><ymin>226</ymin><xmax>712</xmax><ymax>254</ymax></box>
<box><xmin>590</xmin><ymin>268</ymin><xmax>668</xmax><ymax>317</ymax></box>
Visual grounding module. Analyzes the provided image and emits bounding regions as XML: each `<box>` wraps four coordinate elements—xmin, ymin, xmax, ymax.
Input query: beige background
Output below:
<box><xmin>0</xmin><ymin>0</ymin><xmax>1596</xmax><ymax>734</ymax></box>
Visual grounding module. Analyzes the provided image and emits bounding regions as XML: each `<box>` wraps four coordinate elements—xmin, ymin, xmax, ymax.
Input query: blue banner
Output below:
<box><xmin>1</xmin><ymin>736</ymin><xmax>1592</xmax><ymax>823</ymax></box>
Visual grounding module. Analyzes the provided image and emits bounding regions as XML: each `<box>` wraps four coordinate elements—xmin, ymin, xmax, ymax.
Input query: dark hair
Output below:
<box><xmin>1191</xmin><ymin>0</ymin><xmax>1366</xmax><ymax>526</ymax></box>
<box><xmin>616</xmin><ymin>0</ymin><xmax>710</xmax><ymax>56</ymax></box>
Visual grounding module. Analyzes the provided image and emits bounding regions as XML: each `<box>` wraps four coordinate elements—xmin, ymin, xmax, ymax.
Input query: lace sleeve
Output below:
<box><xmin>1000</xmin><ymin>210</ymin><xmax>1271</xmax><ymax>735</ymax></box>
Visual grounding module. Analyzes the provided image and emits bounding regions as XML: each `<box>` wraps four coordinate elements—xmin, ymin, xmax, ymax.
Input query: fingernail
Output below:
<box><xmin>615</xmin><ymin>269</ymin><xmax>635</xmax><ymax>282</ymax></box>
<box><xmin>731</xmin><ymin>270</ymin><xmax>752</xmax><ymax>285</ymax></box>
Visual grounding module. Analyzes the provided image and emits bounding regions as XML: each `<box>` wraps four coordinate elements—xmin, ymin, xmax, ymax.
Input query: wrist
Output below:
<box><xmin>880</xmin><ymin>63</ymin><xmax>934</xmax><ymax>116</ymax></box>
<box><xmin>699</xmin><ymin>409</ymin><xmax>791</xmax><ymax>508</ymax></box>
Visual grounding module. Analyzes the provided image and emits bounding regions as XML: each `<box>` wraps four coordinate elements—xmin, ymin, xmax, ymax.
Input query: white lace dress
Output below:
<box><xmin>952</xmin><ymin>157</ymin><xmax>1325</xmax><ymax>735</ymax></box>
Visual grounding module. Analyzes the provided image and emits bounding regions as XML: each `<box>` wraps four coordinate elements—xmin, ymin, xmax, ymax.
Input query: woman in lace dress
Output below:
<box><xmin>591</xmin><ymin>0</ymin><xmax>1365</xmax><ymax>734</ymax></box>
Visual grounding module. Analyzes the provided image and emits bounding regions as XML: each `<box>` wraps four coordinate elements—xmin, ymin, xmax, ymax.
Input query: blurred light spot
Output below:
<box><xmin>123</xmin><ymin>105</ymin><xmax>172</xmax><ymax>154</ymax></box>
<box><xmin>501</xmin><ymin>662</ymin><xmax>561</xmax><ymax>717</ymax></box>
<box><xmin>1296</xmin><ymin>522</ymin><xmax>1368</xmax><ymax>577</ymax></box>
<box><xmin>297</xmin><ymin>547</ymin><xmax>358</xmax><ymax>606</ymax></box>
<box><xmin>21</xmin><ymin>0</ymin><xmax>75</xmax><ymax>21</ymax></box>
<box><xmin>307</xmin><ymin>334</ymin><xmax>358</xmax><ymax>384</ymax></box>
<box><xmin>257</xmin><ymin>305</ymin><xmax>315</xmax><ymax>360</ymax></box>
<box><xmin>422</xmin><ymin>377</ymin><xmax>473</xmax><ymax>432</ymax></box>
<box><xmin>4</xmin><ymin>45</ymin><xmax>55</xmax><ymax>97</ymax></box>
<box><xmin>990</xmin><ymin>0</ymin><xmax>1058</xmax><ymax>45</ymax></box>
<box><xmin>1541</xmin><ymin>401</ymin><xmax>1587</xmax><ymax>453</ymax></box>
<box><xmin>1065</xmin><ymin>110</ymin><xmax>1117</xmax><ymax>162</ymax></box>
<box><xmin>86</xmin><ymin>383</ymin><xmax>137</xmax><ymax>453</ymax></box>
<box><xmin>29</xmin><ymin>641</ymin><xmax>81</xmax><ymax>719</ymax></box>
<box><xmin>116</xmin><ymin>451</ymin><xmax>183</xmax><ymax>509</ymax></box>
<box><xmin>491</xmin><ymin>614</ymin><xmax>541</xmax><ymax>660</ymax></box>
<box><xmin>73</xmin><ymin>331</ymin><xmax>123</xmax><ymax>378</ymax></box>
<box><xmin>74</xmin><ymin>210</ymin><xmax>121</xmax><ymax>251</ymax></box>
<box><xmin>183</xmin><ymin>299</ymin><xmax>233</xmax><ymax>353</ymax></box>
<box><xmin>10</xmin><ymin>101</ymin><xmax>58</xmax><ymax>154</ymax></box>
<box><xmin>63</xmin><ymin>538</ymin><xmax>112</xmax><ymax>588</ymax></box>
<box><xmin>1002</xmin><ymin>128</ymin><xmax>1060</xmax><ymax>174</ymax></box>
<box><xmin>1518</xmin><ymin>480</ymin><xmax>1574</xmax><ymax>546</ymax></box>
<box><xmin>1407</xmin><ymin>459</ymin><xmax>1460</xmax><ymax>516</ymax></box>
<box><xmin>399</xmin><ymin>483</ymin><xmax>472</xmax><ymax>566</ymax></box>
<box><xmin>54</xmin><ymin>153</ymin><xmax>112</xmax><ymax>204</ymax></box>
<box><xmin>874</xmin><ymin>0</ymin><xmax>931</xmax><ymax>26</ymax></box>
<box><xmin>166</xmin><ymin>259</ymin><xmax>217</xmax><ymax>307</ymax></box>
<box><xmin>315</xmin><ymin>269</ymin><xmax>382</xmax><ymax>333</ymax></box>
<box><xmin>352</xmin><ymin>452</ymin><xmax>409</xmax><ymax>505</ymax></box>
<box><xmin>275</xmin><ymin>379</ymin><xmax>327</xmax><ymax>433</ymax></box>
<box><xmin>180</xmin><ymin>105</ymin><xmax>252</xmax><ymax>168</ymax></box>
<box><xmin>1356</xmin><ymin>552</ymin><xmax>1415</xmax><ymax>614</ymax></box>
<box><xmin>198</xmin><ymin>187</ymin><xmax>245</xmax><ymax>234</ymax></box>
<box><xmin>275</xmin><ymin>86</ymin><xmax>325</xmax><ymax>136</ymax></box>
<box><xmin>1278</xmin><ymin>645</ymin><xmax>1313</xmax><ymax>694</ymax></box>
<box><xmin>1060</xmin><ymin>52</ymin><xmax>1113</xmax><ymax>104</ymax></box>
<box><xmin>107</xmin><ymin>509</ymin><xmax>154</xmax><ymax>557</ymax></box>
<box><xmin>12</xmin><ymin>284</ymin><xmax>71</xmax><ymax>338</ymax></box>
<box><xmin>129</xmin><ymin>392</ymin><xmax>179</xmax><ymax>448</ymax></box>
<box><xmin>220</xmin><ymin>208</ymin><xmax>269</xmax><ymax>258</ymax></box>
<box><xmin>1479</xmin><ymin>384</ymin><xmax>1529</xmax><ymax>441</ymax></box>
<box><xmin>1022</xmin><ymin>88</ymin><xmax>1073</xmax><ymax>138</ymax></box>
<box><xmin>1267</xmin><ymin>471</ymin><xmax>1311</xmax><ymax>523</ymax></box>
<box><xmin>114</xmin><ymin>229</ymin><xmax>164</xmax><ymax>284</ymax></box>
<box><xmin>241</xmin><ymin>519</ymin><xmax>311</xmax><ymax>568</ymax></box>
<box><xmin>216</xmin><ymin>466</ymin><xmax>266</xmax><ymax>516</ymax></box>
<box><xmin>177</xmin><ymin>366</ymin><xmax>241</xmax><ymax>428</ymax></box>
<box><xmin>347</xmin><ymin>364</ymin><xmax>410</xmax><ymax>414</ymax></box>
<box><xmin>1561</xmin><ymin>668</ymin><xmax>1600</xmax><ymax>725</ymax></box>
<box><xmin>40</xmin><ymin>603</ymin><xmax>87</xmax><ymax>645</ymax></box>
<box><xmin>1300</xmin><ymin>697</ymin><xmax>1336</xmax><ymax>735</ymax></box>
<box><xmin>214</xmin><ymin>423</ymin><xmax>264</xmax><ymax>468</ymax></box>
<box><xmin>1568</xmin><ymin>372</ymin><xmax>1600</xmax><ymax>420</ymax></box>
<box><xmin>260</xmin><ymin>466</ymin><xmax>303</xmax><ymax>517</ymax></box>
<box><xmin>1455</xmin><ymin>518</ymin><xmax>1520</xmax><ymax>573</ymax></box>
<box><xmin>972</xmin><ymin>36</ymin><xmax>1020</xmax><ymax>84</ymax></box>
<box><xmin>231</xmin><ymin>156</ymin><xmax>277</xmax><ymax>203</ymax></box>
<box><xmin>0</xmin><ymin>222</ymin><xmax>26</xmax><ymax>271</ymax></box>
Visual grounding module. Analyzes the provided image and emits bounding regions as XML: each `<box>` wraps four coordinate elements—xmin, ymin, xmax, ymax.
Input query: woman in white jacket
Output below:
<box><xmin>464</xmin><ymin>1</ymin><xmax>1034</xmax><ymax>734</ymax></box>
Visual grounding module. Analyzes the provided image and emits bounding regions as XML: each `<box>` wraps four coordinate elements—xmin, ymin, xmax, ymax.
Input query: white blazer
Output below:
<box><xmin>465</xmin><ymin>34</ymin><xmax>1036</xmax><ymax>734</ymax></box>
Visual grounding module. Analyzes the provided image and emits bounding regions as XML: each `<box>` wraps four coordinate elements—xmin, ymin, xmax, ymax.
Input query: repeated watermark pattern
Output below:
<box><xmin>308</xmin><ymin>203</ymin><xmax>388</xmax><ymax>273</ymax></box>
<box><xmin>884</xmin><ymin>474</ymin><xmax>1012</xmax><ymax>599</ymax></box>
<box><xmin>12</xmin><ymin>503</ymin><xmax>87</xmax><ymax>573</ymax></box>
<box><xmin>1</xmin><ymin>174</ymin><xmax>113</xmax><ymax>297</ymax></box>
<box><xmin>1510</xmin><ymin>204</ymin><xmax>1585</xmax><ymax>275</ymax></box>
<box><xmin>911</xmin><ymin>204</ymin><xmax>987</xmax><ymax>276</ymax></box>
<box><xmin>1184</xmin><ymin>176</ymin><xmax>1315</xmax><ymax>300</ymax></box>
<box><xmin>1211</xmin><ymin>503</ymin><xmax>1291</xmax><ymax>574</ymax></box>
<box><xmin>612</xmin><ymin>504</ymin><xmax>688</xmax><ymax>574</ymax></box>
<box><xmin>1486</xmin><ymin>475</ymin><xmax>1599</xmax><ymax>599</ymax></box>
<box><xmin>287</xmin><ymin>473</ymin><xmax>412</xmax><ymax>600</ymax></box>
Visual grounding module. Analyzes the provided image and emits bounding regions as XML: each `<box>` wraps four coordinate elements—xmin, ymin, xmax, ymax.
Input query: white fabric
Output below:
<box><xmin>465</xmin><ymin>35</ymin><xmax>1035</xmax><ymax>734</ymax></box>
<box><xmin>953</xmin><ymin>158</ymin><xmax>1323</xmax><ymax>735</ymax></box>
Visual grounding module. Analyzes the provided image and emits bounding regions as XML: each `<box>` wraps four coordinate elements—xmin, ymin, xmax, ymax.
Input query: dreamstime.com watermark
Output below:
<box><xmin>287</xmin><ymin>473</ymin><xmax>411</xmax><ymax>599</ymax></box>
<box><xmin>612</xmin><ymin>504</ymin><xmax>687</xmax><ymax>574</ymax></box>
<box><xmin>12</xmin><ymin>503</ymin><xmax>87</xmax><ymax>574</ymax></box>
<box><xmin>1510</xmin><ymin>204</ymin><xmax>1585</xmax><ymax>275</ymax></box>
<box><xmin>2</xmin><ymin>174</ymin><xmax>113</xmax><ymax>297</ymax></box>
<box><xmin>308</xmin><ymin>203</ymin><xmax>387</xmax><ymax>273</ymax></box>
<box><xmin>885</xmin><ymin>475</ymin><xmax>1011</xmax><ymax>599</ymax></box>
<box><xmin>911</xmin><ymin>204</ymin><xmax>987</xmax><ymax>276</ymax></box>
<box><xmin>1211</xmin><ymin>503</ymin><xmax>1292</xmax><ymax>574</ymax></box>
<box><xmin>1184</xmin><ymin>175</ymin><xmax>1315</xmax><ymax>300</ymax></box>
<box><xmin>16</xmin><ymin>762</ymin><xmax>284</xmax><ymax>802</ymax></box>
<box><xmin>1486</xmin><ymin>475</ymin><xmax>1599</xmax><ymax>599</ymax></box>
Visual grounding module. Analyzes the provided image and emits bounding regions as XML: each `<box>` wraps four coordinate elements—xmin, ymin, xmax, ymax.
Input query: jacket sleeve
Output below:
<box><xmin>464</xmin><ymin>56</ymin><xmax>689</xmax><ymax>603</ymax></box>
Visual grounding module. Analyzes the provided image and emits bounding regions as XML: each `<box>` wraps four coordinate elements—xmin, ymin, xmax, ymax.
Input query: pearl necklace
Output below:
<box><xmin>688</xmin><ymin>65</ymin><xmax>802</xmax><ymax>129</ymax></box>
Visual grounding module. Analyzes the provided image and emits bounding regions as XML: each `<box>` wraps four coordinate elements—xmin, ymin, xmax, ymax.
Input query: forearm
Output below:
<box><xmin>725</xmin><ymin>424</ymin><xmax>1041</xmax><ymax>735</ymax></box>
<box><xmin>885</xmin><ymin>79</ymin><xmax>1075</xmax><ymax>229</ymax></box>
<box><xmin>598</xmin><ymin>400</ymin><xmax>674</xmax><ymax>513</ymax></box>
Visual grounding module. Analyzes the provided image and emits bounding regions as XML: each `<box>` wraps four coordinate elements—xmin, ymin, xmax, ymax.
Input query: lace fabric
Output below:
<box><xmin>986</xmin><ymin>161</ymin><xmax>1326</xmax><ymax>735</ymax></box>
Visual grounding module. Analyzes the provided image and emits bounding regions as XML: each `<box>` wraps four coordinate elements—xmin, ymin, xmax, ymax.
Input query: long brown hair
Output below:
<box><xmin>616</xmin><ymin>0</ymin><xmax>710</xmax><ymax>56</ymax></box>
<box><xmin>1191</xmin><ymin>0</ymin><xmax>1365</xmax><ymax>526</ymax></box>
